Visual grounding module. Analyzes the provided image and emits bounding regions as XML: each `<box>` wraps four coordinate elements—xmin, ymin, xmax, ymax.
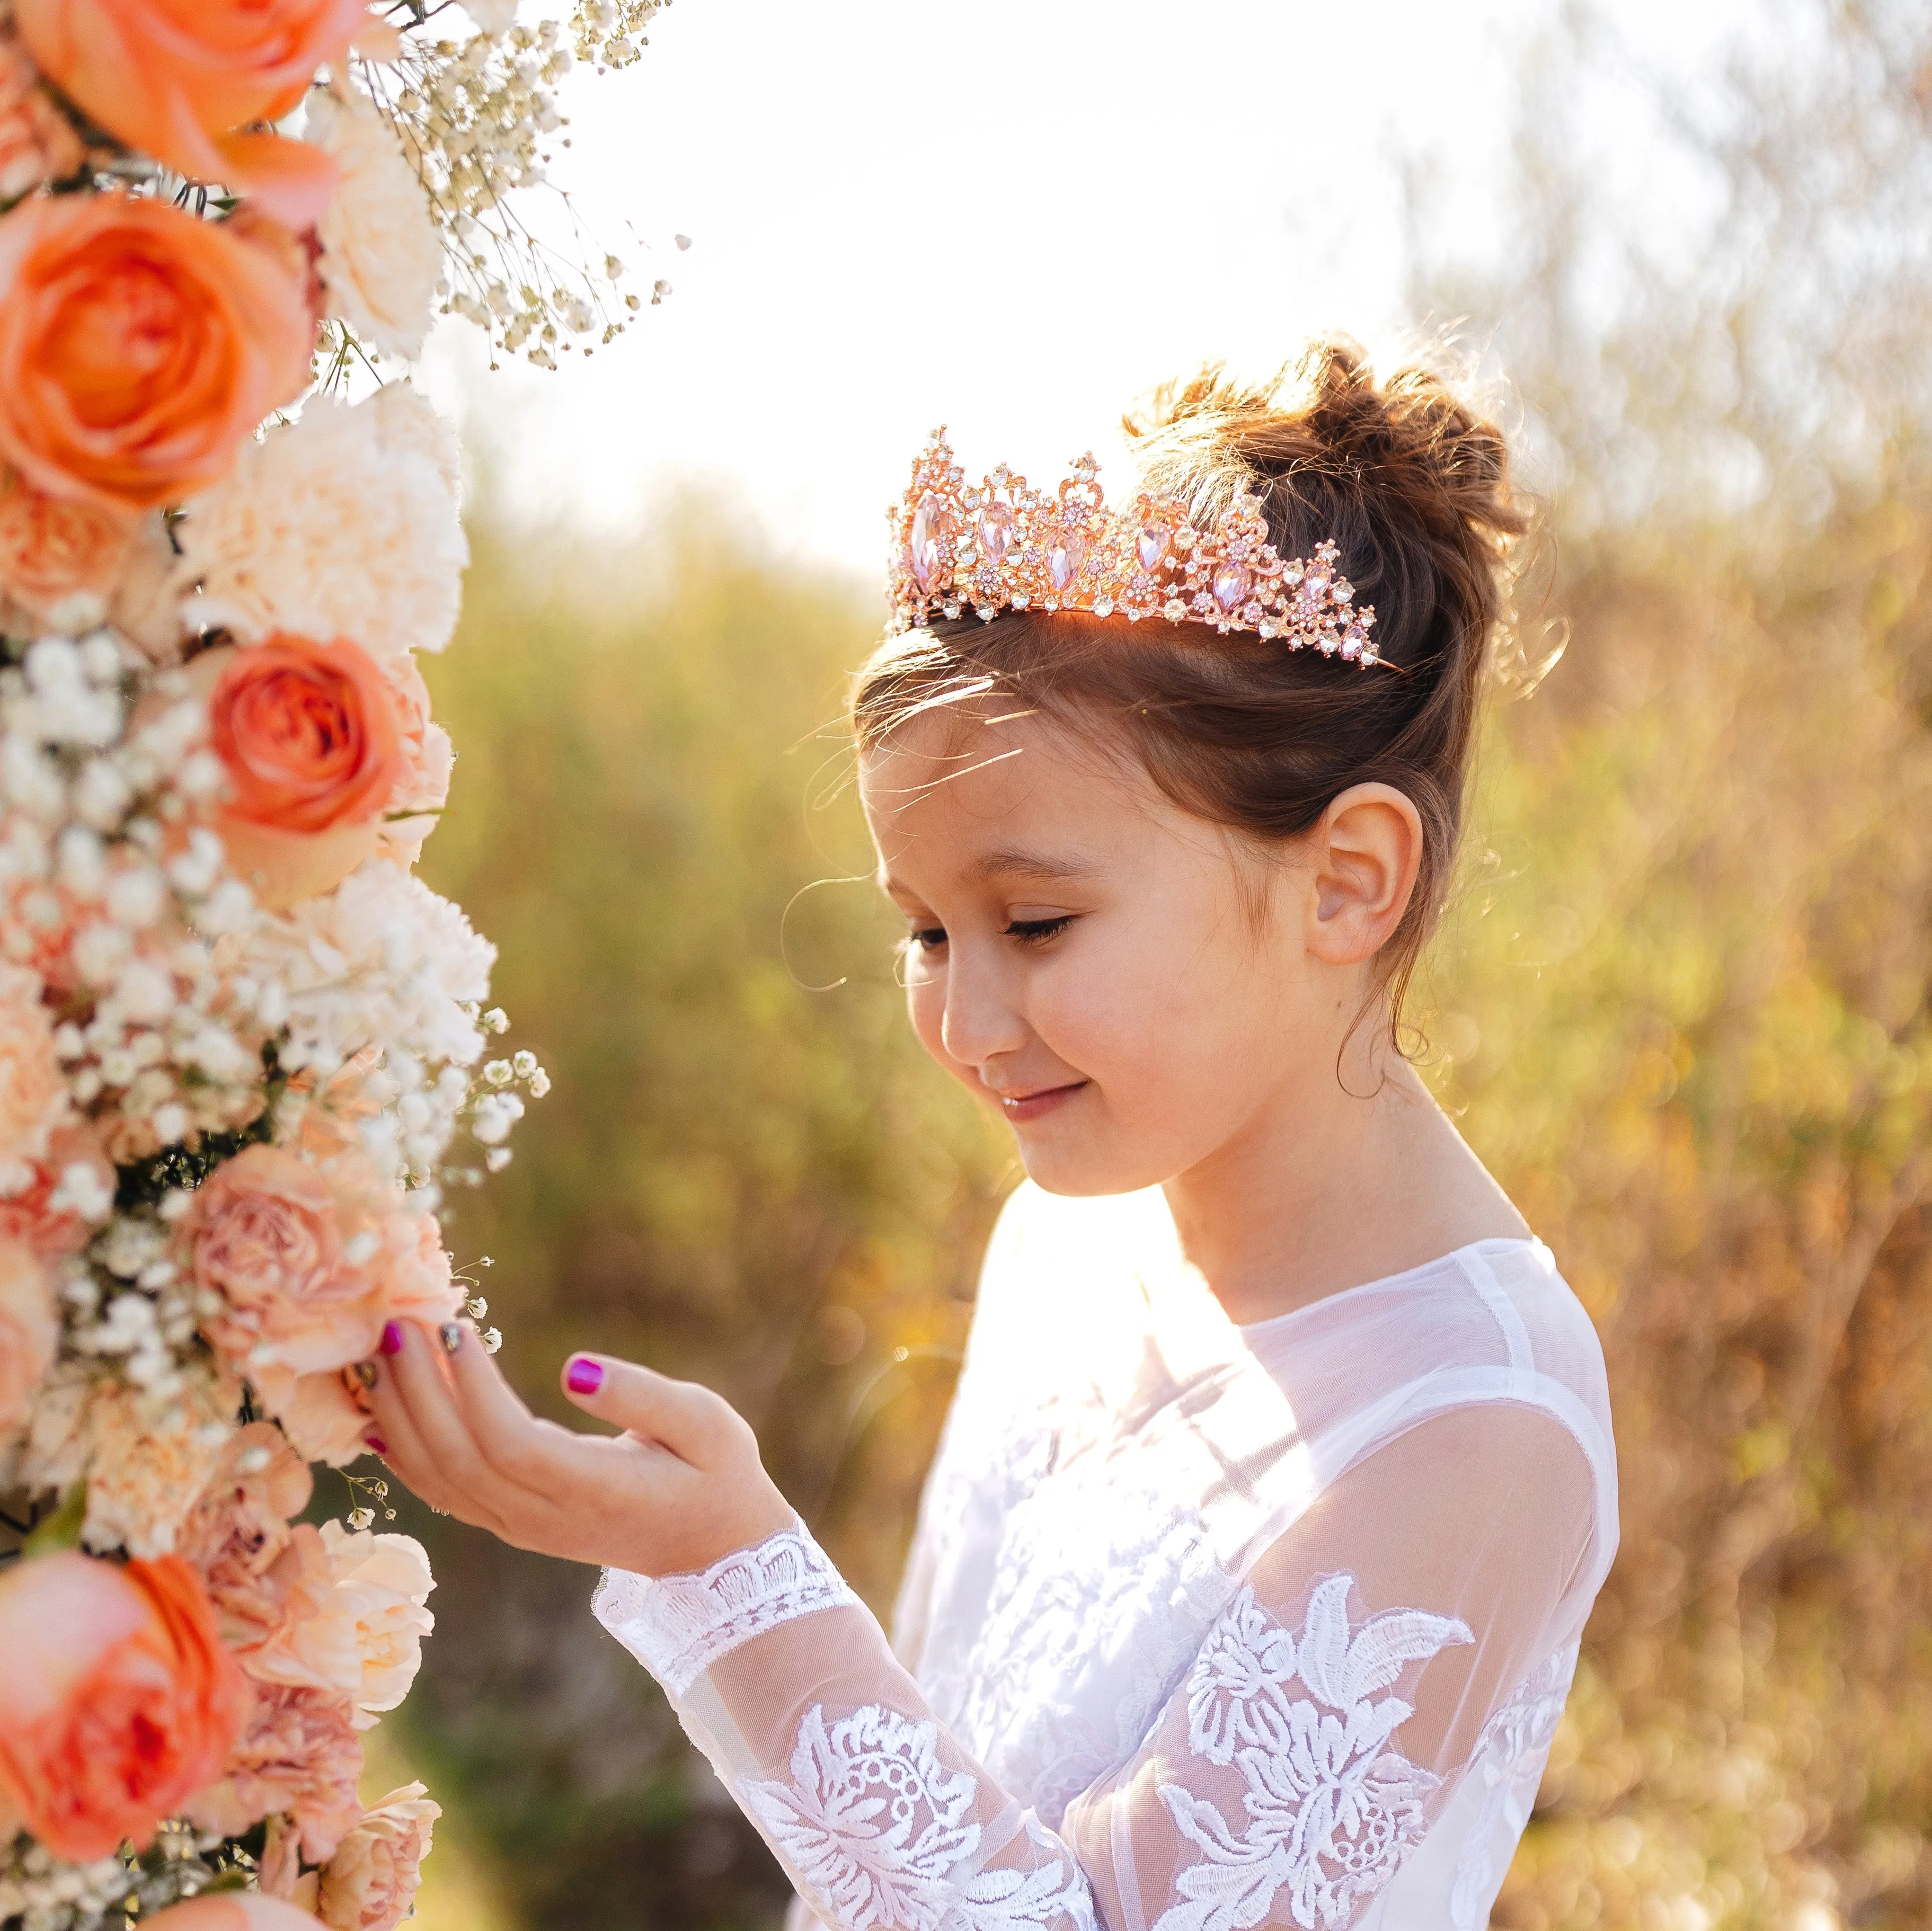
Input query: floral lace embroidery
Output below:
<box><xmin>1449</xmin><ymin>1642</ymin><xmax>1577</xmax><ymax>1931</ymax></box>
<box><xmin>1153</xmin><ymin>1574</ymin><xmax>1473</xmax><ymax>1931</ymax></box>
<box><xmin>741</xmin><ymin>1704</ymin><xmax>1097</xmax><ymax>1931</ymax></box>
<box><xmin>592</xmin><ymin>1526</ymin><xmax>859</xmax><ymax>1696</ymax></box>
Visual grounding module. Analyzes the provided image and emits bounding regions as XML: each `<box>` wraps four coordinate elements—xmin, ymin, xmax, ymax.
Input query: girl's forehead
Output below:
<box><xmin>858</xmin><ymin>711</ymin><xmax>1190</xmax><ymax>888</ymax></box>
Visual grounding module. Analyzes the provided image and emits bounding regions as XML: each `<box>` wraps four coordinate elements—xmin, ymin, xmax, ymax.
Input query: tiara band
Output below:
<box><xmin>885</xmin><ymin>428</ymin><xmax>1379</xmax><ymax>664</ymax></box>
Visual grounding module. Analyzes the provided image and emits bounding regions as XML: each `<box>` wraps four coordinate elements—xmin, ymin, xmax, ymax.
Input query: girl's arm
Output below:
<box><xmin>364</xmin><ymin>1325</ymin><xmax>1596</xmax><ymax>1931</ymax></box>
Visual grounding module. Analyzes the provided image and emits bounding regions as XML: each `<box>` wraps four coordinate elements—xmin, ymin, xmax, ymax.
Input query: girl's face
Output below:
<box><xmin>859</xmin><ymin>707</ymin><xmax>1416</xmax><ymax>1197</ymax></box>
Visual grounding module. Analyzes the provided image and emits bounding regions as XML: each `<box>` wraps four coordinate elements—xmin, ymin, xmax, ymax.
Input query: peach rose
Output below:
<box><xmin>259</xmin><ymin>1362</ymin><xmax>377</xmax><ymax>1469</ymax></box>
<box><xmin>0</xmin><ymin>31</ymin><xmax>83</xmax><ymax>201</ymax></box>
<box><xmin>0</xmin><ymin>465</ymin><xmax>171</xmax><ymax>636</ymax></box>
<box><xmin>14</xmin><ymin>0</ymin><xmax>368</xmax><ymax>227</ymax></box>
<box><xmin>0</xmin><ymin>1550</ymin><xmax>251</xmax><ymax>1861</ymax></box>
<box><xmin>0</xmin><ymin>193</ymin><xmax>312</xmax><ymax>513</ymax></box>
<box><xmin>315</xmin><ymin>1521</ymin><xmax>433</xmax><ymax>1721</ymax></box>
<box><xmin>193</xmin><ymin>635</ymin><xmax>403</xmax><ymax>912</ymax></box>
<box><xmin>184</xmin><ymin>1680</ymin><xmax>362</xmax><ymax>1862</ymax></box>
<box><xmin>180</xmin><ymin>1419</ymin><xmax>318</xmax><ymax>1648</ymax></box>
<box><xmin>375</xmin><ymin>654</ymin><xmax>451</xmax><ymax>865</ymax></box>
<box><xmin>81</xmin><ymin>1369</ymin><xmax>238</xmax><ymax>1559</ymax></box>
<box><xmin>318</xmin><ymin>1783</ymin><xmax>439</xmax><ymax>1931</ymax></box>
<box><xmin>0</xmin><ymin>1120</ymin><xmax>117</xmax><ymax>1258</ymax></box>
<box><xmin>0</xmin><ymin>1235</ymin><xmax>56</xmax><ymax>1443</ymax></box>
<box><xmin>147</xmin><ymin>1884</ymin><xmax>335</xmax><ymax>1931</ymax></box>
<box><xmin>0</xmin><ymin>960</ymin><xmax>65</xmax><ymax>1173</ymax></box>
<box><xmin>185</xmin><ymin>1144</ymin><xmax>384</xmax><ymax>1376</ymax></box>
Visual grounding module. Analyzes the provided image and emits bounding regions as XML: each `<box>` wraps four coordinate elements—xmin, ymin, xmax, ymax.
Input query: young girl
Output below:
<box><xmin>361</xmin><ymin>343</ymin><xmax>1617</xmax><ymax>1931</ymax></box>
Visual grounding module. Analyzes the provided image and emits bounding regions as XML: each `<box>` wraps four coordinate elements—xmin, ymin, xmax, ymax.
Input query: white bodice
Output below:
<box><xmin>597</xmin><ymin>1182</ymin><xmax>1618</xmax><ymax>1931</ymax></box>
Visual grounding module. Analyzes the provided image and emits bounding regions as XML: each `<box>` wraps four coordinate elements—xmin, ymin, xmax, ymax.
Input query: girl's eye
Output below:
<box><xmin>1004</xmin><ymin>915</ymin><xmax>1074</xmax><ymax>946</ymax></box>
<box><xmin>909</xmin><ymin>926</ymin><xmax>947</xmax><ymax>951</ymax></box>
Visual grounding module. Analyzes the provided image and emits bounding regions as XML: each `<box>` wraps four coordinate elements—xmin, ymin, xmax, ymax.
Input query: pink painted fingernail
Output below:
<box><xmin>566</xmin><ymin>1356</ymin><xmax>603</xmax><ymax>1395</ymax></box>
<box><xmin>380</xmin><ymin>1321</ymin><xmax>403</xmax><ymax>1356</ymax></box>
<box><xmin>365</xmin><ymin>1432</ymin><xmax>388</xmax><ymax>1456</ymax></box>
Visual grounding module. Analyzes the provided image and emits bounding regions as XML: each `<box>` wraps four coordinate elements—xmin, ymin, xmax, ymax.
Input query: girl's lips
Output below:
<box><xmin>996</xmin><ymin>1080</ymin><xmax>1087</xmax><ymax>1124</ymax></box>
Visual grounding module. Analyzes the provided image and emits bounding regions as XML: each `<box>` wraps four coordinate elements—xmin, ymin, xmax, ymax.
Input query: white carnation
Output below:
<box><xmin>175</xmin><ymin>388</ymin><xmax>468</xmax><ymax>657</ymax></box>
<box><xmin>307</xmin><ymin>87</ymin><xmax>443</xmax><ymax>361</ymax></box>
<box><xmin>244</xmin><ymin>859</ymin><xmax>495</xmax><ymax>1081</ymax></box>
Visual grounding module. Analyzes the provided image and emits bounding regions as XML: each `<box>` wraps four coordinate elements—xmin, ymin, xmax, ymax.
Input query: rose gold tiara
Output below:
<box><xmin>885</xmin><ymin>428</ymin><xmax>1379</xmax><ymax>664</ymax></box>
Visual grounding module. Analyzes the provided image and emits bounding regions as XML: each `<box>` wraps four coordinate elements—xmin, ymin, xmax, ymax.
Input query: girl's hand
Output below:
<box><xmin>358</xmin><ymin>1320</ymin><xmax>796</xmax><ymax>1577</ymax></box>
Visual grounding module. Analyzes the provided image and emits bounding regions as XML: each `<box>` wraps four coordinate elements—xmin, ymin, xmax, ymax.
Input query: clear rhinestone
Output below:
<box><xmin>1334</xmin><ymin>582</ymin><xmax>1353</xmax><ymax>604</ymax></box>
<box><xmin>1093</xmin><ymin>597</ymin><xmax>1114</xmax><ymax>618</ymax></box>
<box><xmin>1164</xmin><ymin>598</ymin><xmax>1188</xmax><ymax>621</ymax></box>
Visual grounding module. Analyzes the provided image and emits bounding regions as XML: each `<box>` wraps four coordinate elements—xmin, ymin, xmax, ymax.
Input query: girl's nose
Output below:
<box><xmin>940</xmin><ymin>946</ymin><xmax>1027</xmax><ymax>1070</ymax></box>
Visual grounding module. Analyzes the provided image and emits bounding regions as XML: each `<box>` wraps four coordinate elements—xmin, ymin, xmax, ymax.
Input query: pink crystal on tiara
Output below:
<box><xmin>884</xmin><ymin>428</ymin><xmax>1380</xmax><ymax>664</ymax></box>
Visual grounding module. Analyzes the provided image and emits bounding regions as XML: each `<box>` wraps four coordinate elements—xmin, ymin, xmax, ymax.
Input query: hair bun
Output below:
<box><xmin>1123</xmin><ymin>340</ymin><xmax>1528</xmax><ymax>683</ymax></box>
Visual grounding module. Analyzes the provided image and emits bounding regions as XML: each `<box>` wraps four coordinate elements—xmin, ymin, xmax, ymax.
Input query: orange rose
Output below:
<box><xmin>0</xmin><ymin>31</ymin><xmax>83</xmax><ymax>201</ymax></box>
<box><xmin>0</xmin><ymin>1550</ymin><xmax>251</xmax><ymax>1861</ymax></box>
<box><xmin>15</xmin><ymin>0</ymin><xmax>370</xmax><ymax>227</ymax></box>
<box><xmin>0</xmin><ymin>193</ymin><xmax>312</xmax><ymax>513</ymax></box>
<box><xmin>195</xmin><ymin>635</ymin><xmax>402</xmax><ymax>910</ymax></box>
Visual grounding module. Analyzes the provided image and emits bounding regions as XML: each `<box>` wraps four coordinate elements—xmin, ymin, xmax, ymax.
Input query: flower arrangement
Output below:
<box><xmin>0</xmin><ymin>5</ymin><xmax>643</xmax><ymax>1929</ymax></box>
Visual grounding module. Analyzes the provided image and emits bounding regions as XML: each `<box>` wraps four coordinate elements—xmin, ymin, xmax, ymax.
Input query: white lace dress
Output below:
<box><xmin>593</xmin><ymin>1183</ymin><xmax>1619</xmax><ymax>1931</ymax></box>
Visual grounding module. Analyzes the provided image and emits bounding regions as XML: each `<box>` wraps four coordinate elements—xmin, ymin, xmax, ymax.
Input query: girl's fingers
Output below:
<box><xmin>362</xmin><ymin>1340</ymin><xmax>473</xmax><ymax>1522</ymax></box>
<box><xmin>382</xmin><ymin>1320</ymin><xmax>542</xmax><ymax>1533</ymax></box>
<box><xmin>442</xmin><ymin>1320</ymin><xmax>584</xmax><ymax>1490</ymax></box>
<box><xmin>562</xmin><ymin>1352</ymin><xmax>749</xmax><ymax>1469</ymax></box>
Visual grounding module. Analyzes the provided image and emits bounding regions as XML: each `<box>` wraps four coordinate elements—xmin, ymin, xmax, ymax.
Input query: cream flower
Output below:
<box><xmin>307</xmin><ymin>87</ymin><xmax>442</xmax><ymax>362</ymax></box>
<box><xmin>317</xmin><ymin>1783</ymin><xmax>440</xmax><ymax>1931</ymax></box>
<box><xmin>317</xmin><ymin>1521</ymin><xmax>435</xmax><ymax>1723</ymax></box>
<box><xmin>174</xmin><ymin>387</ymin><xmax>468</xmax><ymax>659</ymax></box>
<box><xmin>0</xmin><ymin>1235</ymin><xmax>56</xmax><ymax>1445</ymax></box>
<box><xmin>81</xmin><ymin>1369</ymin><xmax>236</xmax><ymax>1558</ymax></box>
<box><xmin>0</xmin><ymin>960</ymin><xmax>66</xmax><ymax>1175</ymax></box>
<box><xmin>225</xmin><ymin>1519</ymin><xmax>433</xmax><ymax>1721</ymax></box>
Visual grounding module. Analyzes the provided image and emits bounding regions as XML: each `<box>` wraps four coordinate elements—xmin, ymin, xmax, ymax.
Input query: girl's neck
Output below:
<box><xmin>1160</xmin><ymin>1052</ymin><xmax>1531</xmax><ymax>1326</ymax></box>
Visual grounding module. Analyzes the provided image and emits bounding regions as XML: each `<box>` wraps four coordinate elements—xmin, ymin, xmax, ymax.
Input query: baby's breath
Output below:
<box><xmin>364</xmin><ymin>1</ymin><xmax>670</xmax><ymax>370</ymax></box>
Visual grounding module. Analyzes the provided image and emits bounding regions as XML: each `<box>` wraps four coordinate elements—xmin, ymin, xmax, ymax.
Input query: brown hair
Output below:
<box><xmin>850</xmin><ymin>340</ymin><xmax>1529</xmax><ymax>1047</ymax></box>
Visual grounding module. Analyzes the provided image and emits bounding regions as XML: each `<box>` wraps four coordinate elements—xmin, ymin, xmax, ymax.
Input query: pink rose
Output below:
<box><xmin>0</xmin><ymin>1235</ymin><xmax>56</xmax><ymax>1443</ymax></box>
<box><xmin>318</xmin><ymin>1783</ymin><xmax>439</xmax><ymax>1931</ymax></box>
<box><xmin>186</xmin><ymin>1144</ymin><xmax>384</xmax><ymax>1375</ymax></box>
<box><xmin>181</xmin><ymin>1420</ymin><xmax>317</xmax><ymax>1648</ymax></box>
<box><xmin>0</xmin><ymin>960</ymin><xmax>66</xmax><ymax>1172</ymax></box>
<box><xmin>184</xmin><ymin>1680</ymin><xmax>363</xmax><ymax>1864</ymax></box>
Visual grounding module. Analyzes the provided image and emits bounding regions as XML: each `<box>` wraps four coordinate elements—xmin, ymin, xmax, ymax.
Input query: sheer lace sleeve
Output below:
<box><xmin>593</xmin><ymin>1402</ymin><xmax>1598</xmax><ymax>1931</ymax></box>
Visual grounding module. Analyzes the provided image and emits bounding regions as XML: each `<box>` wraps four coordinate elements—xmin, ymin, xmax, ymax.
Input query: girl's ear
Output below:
<box><xmin>1305</xmin><ymin>783</ymin><xmax>1425</xmax><ymax>965</ymax></box>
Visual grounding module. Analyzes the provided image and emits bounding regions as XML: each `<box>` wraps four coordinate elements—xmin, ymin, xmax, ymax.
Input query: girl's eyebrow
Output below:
<box><xmin>969</xmin><ymin>848</ymin><xmax>1096</xmax><ymax>883</ymax></box>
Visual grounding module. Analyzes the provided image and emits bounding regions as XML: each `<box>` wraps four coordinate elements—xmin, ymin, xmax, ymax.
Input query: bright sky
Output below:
<box><xmin>420</xmin><ymin>0</ymin><xmax>1754</xmax><ymax>582</ymax></box>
